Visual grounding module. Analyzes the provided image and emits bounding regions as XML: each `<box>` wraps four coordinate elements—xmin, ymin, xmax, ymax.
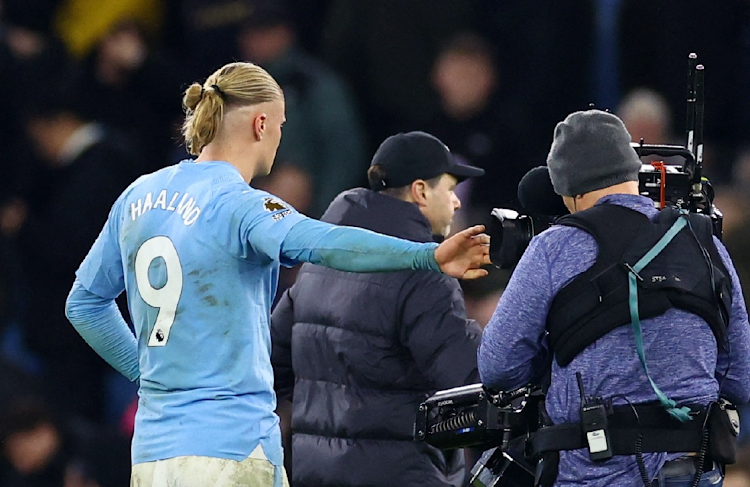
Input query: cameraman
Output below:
<box><xmin>478</xmin><ymin>110</ymin><xmax>750</xmax><ymax>486</ymax></box>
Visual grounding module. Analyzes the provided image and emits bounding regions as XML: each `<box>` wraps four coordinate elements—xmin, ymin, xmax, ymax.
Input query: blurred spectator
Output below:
<box><xmin>618</xmin><ymin>0</ymin><xmax>750</xmax><ymax>183</ymax></box>
<box><xmin>618</xmin><ymin>87</ymin><xmax>686</xmax><ymax>167</ymax></box>
<box><xmin>0</xmin><ymin>79</ymin><xmax>141</xmax><ymax>423</ymax></box>
<box><xmin>321</xmin><ymin>0</ymin><xmax>477</xmax><ymax>151</ymax></box>
<box><xmin>0</xmin><ymin>6</ymin><xmax>70</xmax><ymax>370</ymax></box>
<box><xmin>162</xmin><ymin>0</ymin><xmax>333</xmax><ymax>79</ymax></box>
<box><xmin>419</xmin><ymin>33</ymin><xmax>525</xmax><ymax>325</ymax></box>
<box><xmin>237</xmin><ymin>0</ymin><xmax>367</xmax><ymax>217</ymax></box>
<box><xmin>617</xmin><ymin>88</ymin><xmax>676</xmax><ymax>145</ymax></box>
<box><xmin>0</xmin><ymin>396</ymin><xmax>131</xmax><ymax>487</ymax></box>
<box><xmin>423</xmin><ymin>32</ymin><xmax>531</xmax><ymax>224</ymax></box>
<box><xmin>66</xmin><ymin>21</ymin><xmax>186</xmax><ymax>172</ymax></box>
<box><xmin>712</xmin><ymin>186</ymin><xmax>750</xmax><ymax>241</ymax></box>
<box><xmin>161</xmin><ymin>0</ymin><xmax>254</xmax><ymax>79</ymax></box>
<box><xmin>255</xmin><ymin>164</ymin><xmax>314</xmax><ymax>216</ymax></box>
<box><xmin>53</xmin><ymin>0</ymin><xmax>162</xmax><ymax>59</ymax></box>
<box><xmin>0</xmin><ymin>397</ymin><xmax>69</xmax><ymax>487</ymax></box>
<box><xmin>476</xmin><ymin>0</ymin><xmax>595</xmax><ymax>167</ymax></box>
<box><xmin>0</xmin><ymin>6</ymin><xmax>69</xmax><ymax>206</ymax></box>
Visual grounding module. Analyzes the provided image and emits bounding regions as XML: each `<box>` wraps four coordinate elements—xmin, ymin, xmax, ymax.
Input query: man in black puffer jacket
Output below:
<box><xmin>271</xmin><ymin>131</ymin><xmax>486</xmax><ymax>486</ymax></box>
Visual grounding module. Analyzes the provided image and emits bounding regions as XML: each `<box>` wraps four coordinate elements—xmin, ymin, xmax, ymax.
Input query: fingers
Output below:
<box><xmin>459</xmin><ymin>225</ymin><xmax>486</xmax><ymax>238</ymax></box>
<box><xmin>461</xmin><ymin>268</ymin><xmax>489</xmax><ymax>280</ymax></box>
<box><xmin>464</xmin><ymin>241</ymin><xmax>491</xmax><ymax>278</ymax></box>
<box><xmin>472</xmin><ymin>233</ymin><xmax>490</xmax><ymax>246</ymax></box>
<box><xmin>472</xmin><ymin>234</ymin><xmax>491</xmax><ymax>265</ymax></box>
<box><xmin>436</xmin><ymin>225</ymin><xmax>491</xmax><ymax>279</ymax></box>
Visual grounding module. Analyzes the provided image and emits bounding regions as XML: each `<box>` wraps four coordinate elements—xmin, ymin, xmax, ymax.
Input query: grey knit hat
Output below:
<box><xmin>546</xmin><ymin>110</ymin><xmax>642</xmax><ymax>196</ymax></box>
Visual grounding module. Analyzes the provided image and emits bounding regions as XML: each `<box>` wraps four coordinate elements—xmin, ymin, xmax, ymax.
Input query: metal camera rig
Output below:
<box><xmin>634</xmin><ymin>53</ymin><xmax>721</xmax><ymax>228</ymax></box>
<box><xmin>489</xmin><ymin>53</ymin><xmax>722</xmax><ymax>270</ymax></box>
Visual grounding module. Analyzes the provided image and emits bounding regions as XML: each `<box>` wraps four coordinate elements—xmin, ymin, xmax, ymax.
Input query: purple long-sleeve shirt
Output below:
<box><xmin>478</xmin><ymin>193</ymin><xmax>750</xmax><ymax>486</ymax></box>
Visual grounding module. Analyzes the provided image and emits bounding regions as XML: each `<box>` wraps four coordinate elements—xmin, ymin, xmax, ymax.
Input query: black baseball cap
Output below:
<box><xmin>369</xmin><ymin>131</ymin><xmax>485</xmax><ymax>191</ymax></box>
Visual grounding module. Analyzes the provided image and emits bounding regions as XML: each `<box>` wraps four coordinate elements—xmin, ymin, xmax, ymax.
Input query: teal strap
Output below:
<box><xmin>627</xmin><ymin>211</ymin><xmax>693</xmax><ymax>422</ymax></box>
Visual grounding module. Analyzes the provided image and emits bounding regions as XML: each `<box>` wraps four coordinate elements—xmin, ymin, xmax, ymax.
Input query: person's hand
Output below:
<box><xmin>434</xmin><ymin>225</ymin><xmax>491</xmax><ymax>279</ymax></box>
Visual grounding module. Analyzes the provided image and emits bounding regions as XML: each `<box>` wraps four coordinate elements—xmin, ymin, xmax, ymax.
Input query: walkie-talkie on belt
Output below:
<box><xmin>577</xmin><ymin>372</ymin><xmax>613</xmax><ymax>461</ymax></box>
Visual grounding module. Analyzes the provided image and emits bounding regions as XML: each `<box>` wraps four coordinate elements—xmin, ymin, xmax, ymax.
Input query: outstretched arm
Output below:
<box><xmin>281</xmin><ymin>218</ymin><xmax>490</xmax><ymax>278</ymax></box>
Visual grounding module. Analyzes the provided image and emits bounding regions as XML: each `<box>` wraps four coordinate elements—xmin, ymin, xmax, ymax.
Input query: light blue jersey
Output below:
<box><xmin>68</xmin><ymin>160</ymin><xmax>447</xmax><ymax>468</ymax></box>
<box><xmin>75</xmin><ymin>160</ymin><xmax>306</xmax><ymax>465</ymax></box>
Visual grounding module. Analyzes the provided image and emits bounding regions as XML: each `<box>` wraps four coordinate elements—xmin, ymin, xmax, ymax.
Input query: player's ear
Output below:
<box><xmin>411</xmin><ymin>179</ymin><xmax>428</xmax><ymax>206</ymax></box>
<box><xmin>253</xmin><ymin>114</ymin><xmax>267</xmax><ymax>141</ymax></box>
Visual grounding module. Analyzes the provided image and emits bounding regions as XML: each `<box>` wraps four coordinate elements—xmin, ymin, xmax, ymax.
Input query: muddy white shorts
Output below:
<box><xmin>130</xmin><ymin>445</ymin><xmax>289</xmax><ymax>487</ymax></box>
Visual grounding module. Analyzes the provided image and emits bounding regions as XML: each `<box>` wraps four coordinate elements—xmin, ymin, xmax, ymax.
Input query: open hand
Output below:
<box><xmin>434</xmin><ymin>225</ymin><xmax>491</xmax><ymax>279</ymax></box>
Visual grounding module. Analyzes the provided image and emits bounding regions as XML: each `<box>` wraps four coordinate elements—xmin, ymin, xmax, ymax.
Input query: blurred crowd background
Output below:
<box><xmin>1</xmin><ymin>1</ymin><xmax>750</xmax><ymax>486</ymax></box>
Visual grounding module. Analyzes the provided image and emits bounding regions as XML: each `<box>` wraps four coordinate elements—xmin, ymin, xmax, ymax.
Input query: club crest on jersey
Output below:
<box><xmin>263</xmin><ymin>197</ymin><xmax>292</xmax><ymax>221</ymax></box>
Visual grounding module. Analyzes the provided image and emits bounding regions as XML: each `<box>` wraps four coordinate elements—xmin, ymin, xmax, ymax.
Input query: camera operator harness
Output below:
<box><xmin>548</xmin><ymin>204</ymin><xmax>731</xmax><ymax>371</ymax></box>
<box><xmin>528</xmin><ymin>203</ymin><xmax>737</xmax><ymax>486</ymax></box>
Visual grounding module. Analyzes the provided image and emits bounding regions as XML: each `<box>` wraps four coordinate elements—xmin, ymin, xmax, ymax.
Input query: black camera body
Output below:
<box><xmin>415</xmin><ymin>384</ymin><xmax>542</xmax><ymax>487</ymax></box>
<box><xmin>415</xmin><ymin>383</ymin><xmax>542</xmax><ymax>452</ymax></box>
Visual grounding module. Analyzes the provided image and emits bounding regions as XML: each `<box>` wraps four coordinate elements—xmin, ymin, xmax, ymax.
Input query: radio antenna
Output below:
<box><xmin>691</xmin><ymin>64</ymin><xmax>705</xmax><ymax>207</ymax></box>
<box><xmin>685</xmin><ymin>53</ymin><xmax>698</xmax><ymax>157</ymax></box>
<box><xmin>693</xmin><ymin>65</ymin><xmax>705</xmax><ymax>171</ymax></box>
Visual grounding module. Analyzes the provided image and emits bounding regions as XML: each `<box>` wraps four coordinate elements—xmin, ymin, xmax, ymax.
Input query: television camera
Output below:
<box><xmin>489</xmin><ymin>53</ymin><xmax>723</xmax><ymax>270</ymax></box>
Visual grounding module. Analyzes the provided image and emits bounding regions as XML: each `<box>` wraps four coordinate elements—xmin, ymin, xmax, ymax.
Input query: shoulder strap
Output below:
<box><xmin>626</xmin><ymin>209</ymin><xmax>693</xmax><ymax>421</ymax></box>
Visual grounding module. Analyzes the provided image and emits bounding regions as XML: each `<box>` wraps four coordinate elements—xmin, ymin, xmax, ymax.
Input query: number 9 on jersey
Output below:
<box><xmin>135</xmin><ymin>236</ymin><xmax>183</xmax><ymax>347</ymax></box>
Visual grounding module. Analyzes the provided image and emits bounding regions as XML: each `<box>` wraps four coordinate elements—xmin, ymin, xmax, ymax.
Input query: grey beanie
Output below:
<box><xmin>546</xmin><ymin>110</ymin><xmax>642</xmax><ymax>196</ymax></box>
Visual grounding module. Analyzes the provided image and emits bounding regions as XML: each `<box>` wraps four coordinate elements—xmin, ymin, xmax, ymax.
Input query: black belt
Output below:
<box><xmin>529</xmin><ymin>404</ymin><xmax>707</xmax><ymax>457</ymax></box>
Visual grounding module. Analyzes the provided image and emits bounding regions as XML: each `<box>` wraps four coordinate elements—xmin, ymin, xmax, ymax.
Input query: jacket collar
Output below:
<box><xmin>321</xmin><ymin>188</ymin><xmax>436</xmax><ymax>243</ymax></box>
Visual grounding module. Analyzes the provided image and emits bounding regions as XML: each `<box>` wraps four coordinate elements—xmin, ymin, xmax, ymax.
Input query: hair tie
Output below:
<box><xmin>211</xmin><ymin>84</ymin><xmax>227</xmax><ymax>101</ymax></box>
